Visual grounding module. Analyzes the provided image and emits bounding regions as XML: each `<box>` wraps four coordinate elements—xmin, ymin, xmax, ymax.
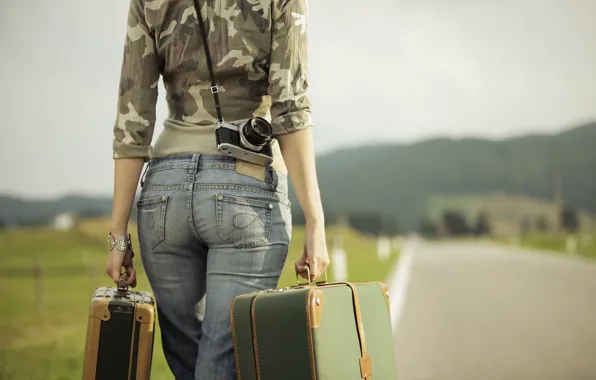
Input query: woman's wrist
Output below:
<box><xmin>305</xmin><ymin>212</ymin><xmax>324</xmax><ymax>227</ymax></box>
<box><xmin>110</xmin><ymin>220</ymin><xmax>129</xmax><ymax>235</ymax></box>
<box><xmin>303</xmin><ymin>197</ymin><xmax>324</xmax><ymax>226</ymax></box>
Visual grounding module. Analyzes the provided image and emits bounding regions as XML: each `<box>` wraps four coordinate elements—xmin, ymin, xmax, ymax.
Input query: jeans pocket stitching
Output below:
<box><xmin>215</xmin><ymin>194</ymin><xmax>273</xmax><ymax>249</ymax></box>
<box><xmin>137</xmin><ymin>195</ymin><xmax>168</xmax><ymax>250</ymax></box>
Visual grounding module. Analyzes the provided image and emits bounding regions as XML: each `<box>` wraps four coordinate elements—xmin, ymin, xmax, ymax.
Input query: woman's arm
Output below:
<box><xmin>106</xmin><ymin>159</ymin><xmax>144</xmax><ymax>286</ymax></box>
<box><xmin>110</xmin><ymin>158</ymin><xmax>145</xmax><ymax>236</ymax></box>
<box><xmin>277</xmin><ymin>129</ymin><xmax>324</xmax><ymax>225</ymax></box>
<box><xmin>269</xmin><ymin>0</ymin><xmax>329</xmax><ymax>280</ymax></box>
<box><xmin>111</xmin><ymin>159</ymin><xmax>145</xmax><ymax>235</ymax></box>
<box><xmin>107</xmin><ymin>0</ymin><xmax>160</xmax><ymax>285</ymax></box>
<box><xmin>278</xmin><ymin>129</ymin><xmax>330</xmax><ymax>281</ymax></box>
<box><xmin>268</xmin><ymin>0</ymin><xmax>319</xmax><ymax>221</ymax></box>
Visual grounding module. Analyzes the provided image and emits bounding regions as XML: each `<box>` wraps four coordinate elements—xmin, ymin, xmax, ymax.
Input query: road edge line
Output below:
<box><xmin>387</xmin><ymin>237</ymin><xmax>416</xmax><ymax>334</ymax></box>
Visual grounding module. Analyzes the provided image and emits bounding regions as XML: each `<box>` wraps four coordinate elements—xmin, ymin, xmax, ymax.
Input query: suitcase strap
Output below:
<box><xmin>319</xmin><ymin>282</ymin><xmax>372</xmax><ymax>379</ymax></box>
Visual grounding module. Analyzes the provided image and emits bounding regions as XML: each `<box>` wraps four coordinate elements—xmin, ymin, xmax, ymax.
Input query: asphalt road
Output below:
<box><xmin>391</xmin><ymin>240</ymin><xmax>596</xmax><ymax>380</ymax></box>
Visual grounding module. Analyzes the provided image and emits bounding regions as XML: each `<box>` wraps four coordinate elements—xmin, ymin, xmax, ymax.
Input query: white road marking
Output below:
<box><xmin>387</xmin><ymin>236</ymin><xmax>417</xmax><ymax>333</ymax></box>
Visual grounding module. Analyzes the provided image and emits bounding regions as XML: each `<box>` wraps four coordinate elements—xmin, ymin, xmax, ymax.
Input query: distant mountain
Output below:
<box><xmin>288</xmin><ymin>120</ymin><xmax>596</xmax><ymax>231</ymax></box>
<box><xmin>0</xmin><ymin>195</ymin><xmax>115</xmax><ymax>227</ymax></box>
<box><xmin>2</xmin><ymin>121</ymin><xmax>595</xmax><ymax>231</ymax></box>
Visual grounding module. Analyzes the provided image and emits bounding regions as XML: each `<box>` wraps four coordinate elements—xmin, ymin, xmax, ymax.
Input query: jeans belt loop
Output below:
<box><xmin>190</xmin><ymin>154</ymin><xmax>201</xmax><ymax>174</ymax></box>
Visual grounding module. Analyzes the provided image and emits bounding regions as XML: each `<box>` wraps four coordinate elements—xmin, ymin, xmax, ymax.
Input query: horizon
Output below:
<box><xmin>320</xmin><ymin>116</ymin><xmax>596</xmax><ymax>152</ymax></box>
<box><xmin>2</xmin><ymin>117</ymin><xmax>593</xmax><ymax>201</ymax></box>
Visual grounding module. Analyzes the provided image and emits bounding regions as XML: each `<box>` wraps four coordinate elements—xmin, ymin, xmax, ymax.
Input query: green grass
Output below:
<box><xmin>511</xmin><ymin>232</ymin><xmax>596</xmax><ymax>259</ymax></box>
<box><xmin>0</xmin><ymin>220</ymin><xmax>400</xmax><ymax>380</ymax></box>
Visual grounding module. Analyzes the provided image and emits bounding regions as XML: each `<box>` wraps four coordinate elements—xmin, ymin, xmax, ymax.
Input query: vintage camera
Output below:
<box><xmin>215</xmin><ymin>117</ymin><xmax>274</xmax><ymax>166</ymax></box>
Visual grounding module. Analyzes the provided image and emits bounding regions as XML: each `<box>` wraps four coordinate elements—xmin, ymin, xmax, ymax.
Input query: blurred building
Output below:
<box><xmin>51</xmin><ymin>212</ymin><xmax>76</xmax><ymax>231</ymax></box>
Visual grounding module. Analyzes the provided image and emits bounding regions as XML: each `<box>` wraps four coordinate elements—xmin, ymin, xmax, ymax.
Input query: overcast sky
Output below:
<box><xmin>1</xmin><ymin>0</ymin><xmax>595</xmax><ymax>198</ymax></box>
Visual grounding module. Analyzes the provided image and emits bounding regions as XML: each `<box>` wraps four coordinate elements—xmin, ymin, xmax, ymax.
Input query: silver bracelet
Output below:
<box><xmin>107</xmin><ymin>232</ymin><xmax>132</xmax><ymax>253</ymax></box>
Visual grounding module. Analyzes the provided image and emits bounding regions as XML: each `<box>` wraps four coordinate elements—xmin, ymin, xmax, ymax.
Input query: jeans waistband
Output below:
<box><xmin>142</xmin><ymin>154</ymin><xmax>286</xmax><ymax>189</ymax></box>
<box><xmin>148</xmin><ymin>153</ymin><xmax>237</xmax><ymax>168</ymax></box>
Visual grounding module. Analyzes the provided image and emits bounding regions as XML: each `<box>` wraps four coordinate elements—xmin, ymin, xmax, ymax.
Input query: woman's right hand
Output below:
<box><xmin>296</xmin><ymin>220</ymin><xmax>330</xmax><ymax>282</ymax></box>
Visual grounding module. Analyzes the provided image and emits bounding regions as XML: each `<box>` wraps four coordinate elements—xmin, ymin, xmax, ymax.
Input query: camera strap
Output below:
<box><xmin>193</xmin><ymin>0</ymin><xmax>224</xmax><ymax>123</ymax></box>
<box><xmin>191</xmin><ymin>0</ymin><xmax>274</xmax><ymax>179</ymax></box>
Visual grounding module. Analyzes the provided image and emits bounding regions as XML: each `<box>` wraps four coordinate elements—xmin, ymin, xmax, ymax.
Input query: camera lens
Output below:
<box><xmin>240</xmin><ymin>117</ymin><xmax>273</xmax><ymax>151</ymax></box>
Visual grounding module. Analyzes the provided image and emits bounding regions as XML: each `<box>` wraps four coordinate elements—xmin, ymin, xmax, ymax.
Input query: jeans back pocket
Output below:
<box><xmin>137</xmin><ymin>195</ymin><xmax>168</xmax><ymax>250</ymax></box>
<box><xmin>215</xmin><ymin>194</ymin><xmax>273</xmax><ymax>248</ymax></box>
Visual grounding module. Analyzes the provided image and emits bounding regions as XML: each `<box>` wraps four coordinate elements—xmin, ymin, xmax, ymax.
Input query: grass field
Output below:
<box><xmin>509</xmin><ymin>232</ymin><xmax>596</xmax><ymax>260</ymax></box>
<box><xmin>0</xmin><ymin>219</ymin><xmax>400</xmax><ymax>380</ymax></box>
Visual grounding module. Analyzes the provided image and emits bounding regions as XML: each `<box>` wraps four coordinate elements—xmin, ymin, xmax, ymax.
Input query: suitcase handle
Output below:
<box><xmin>116</xmin><ymin>272</ymin><xmax>129</xmax><ymax>295</ymax></box>
<box><xmin>295</xmin><ymin>264</ymin><xmax>328</xmax><ymax>286</ymax></box>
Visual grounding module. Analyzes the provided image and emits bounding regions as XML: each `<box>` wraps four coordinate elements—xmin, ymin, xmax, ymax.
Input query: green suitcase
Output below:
<box><xmin>230</xmin><ymin>269</ymin><xmax>398</xmax><ymax>380</ymax></box>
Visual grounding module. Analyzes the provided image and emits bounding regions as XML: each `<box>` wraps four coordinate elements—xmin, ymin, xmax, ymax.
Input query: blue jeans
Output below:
<box><xmin>136</xmin><ymin>154</ymin><xmax>292</xmax><ymax>380</ymax></box>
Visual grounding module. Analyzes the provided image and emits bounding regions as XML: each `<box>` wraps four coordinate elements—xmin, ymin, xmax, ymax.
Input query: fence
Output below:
<box><xmin>0</xmin><ymin>254</ymin><xmax>148</xmax><ymax>318</ymax></box>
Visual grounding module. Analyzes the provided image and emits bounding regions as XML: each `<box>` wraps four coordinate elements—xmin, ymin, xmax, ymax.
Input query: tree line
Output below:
<box><xmin>418</xmin><ymin>205</ymin><xmax>581</xmax><ymax>238</ymax></box>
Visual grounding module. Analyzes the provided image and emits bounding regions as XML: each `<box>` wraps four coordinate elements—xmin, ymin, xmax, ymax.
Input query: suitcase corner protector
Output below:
<box><xmin>308</xmin><ymin>288</ymin><xmax>325</xmax><ymax>329</ymax></box>
<box><xmin>135</xmin><ymin>303</ymin><xmax>155</xmax><ymax>325</ymax></box>
<box><xmin>374</xmin><ymin>281</ymin><xmax>391</xmax><ymax>312</ymax></box>
<box><xmin>91</xmin><ymin>299</ymin><xmax>111</xmax><ymax>321</ymax></box>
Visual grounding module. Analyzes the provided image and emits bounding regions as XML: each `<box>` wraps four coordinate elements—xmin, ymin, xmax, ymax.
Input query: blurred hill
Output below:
<box><xmin>1</xmin><ymin>120</ymin><xmax>595</xmax><ymax>232</ymax></box>
<box><xmin>0</xmin><ymin>195</ymin><xmax>115</xmax><ymax>227</ymax></box>
<box><xmin>289</xmin><ymin>120</ymin><xmax>596</xmax><ymax>232</ymax></box>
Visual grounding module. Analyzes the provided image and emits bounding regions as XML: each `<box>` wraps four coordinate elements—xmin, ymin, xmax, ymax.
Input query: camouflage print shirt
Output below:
<box><xmin>113</xmin><ymin>0</ymin><xmax>312</xmax><ymax>163</ymax></box>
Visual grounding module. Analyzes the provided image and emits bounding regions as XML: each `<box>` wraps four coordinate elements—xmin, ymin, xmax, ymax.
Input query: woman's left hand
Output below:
<box><xmin>105</xmin><ymin>246</ymin><xmax>137</xmax><ymax>288</ymax></box>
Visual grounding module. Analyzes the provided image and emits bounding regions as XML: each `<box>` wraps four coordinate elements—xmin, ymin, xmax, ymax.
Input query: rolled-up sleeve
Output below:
<box><xmin>268</xmin><ymin>0</ymin><xmax>313</xmax><ymax>136</ymax></box>
<box><xmin>113</xmin><ymin>0</ymin><xmax>160</xmax><ymax>160</ymax></box>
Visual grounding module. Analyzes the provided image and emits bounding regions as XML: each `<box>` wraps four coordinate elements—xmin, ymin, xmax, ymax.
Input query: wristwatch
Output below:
<box><xmin>108</xmin><ymin>232</ymin><xmax>134</xmax><ymax>256</ymax></box>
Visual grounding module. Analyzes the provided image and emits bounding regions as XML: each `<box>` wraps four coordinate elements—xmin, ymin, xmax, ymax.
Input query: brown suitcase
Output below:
<box><xmin>82</xmin><ymin>276</ymin><xmax>156</xmax><ymax>380</ymax></box>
